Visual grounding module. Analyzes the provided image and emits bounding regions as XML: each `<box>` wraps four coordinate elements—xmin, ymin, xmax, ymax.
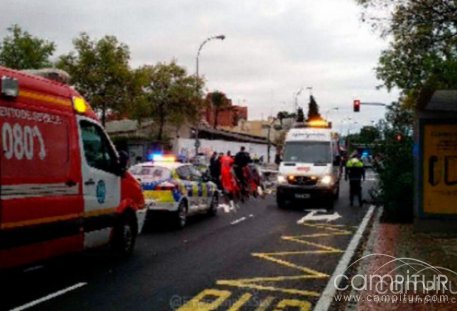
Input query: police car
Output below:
<box><xmin>129</xmin><ymin>155</ymin><xmax>219</xmax><ymax>228</ymax></box>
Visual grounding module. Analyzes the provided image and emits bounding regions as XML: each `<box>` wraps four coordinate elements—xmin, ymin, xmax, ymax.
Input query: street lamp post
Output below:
<box><xmin>294</xmin><ymin>87</ymin><xmax>304</xmax><ymax>112</ymax></box>
<box><xmin>262</xmin><ymin>118</ymin><xmax>279</xmax><ymax>163</ymax></box>
<box><xmin>194</xmin><ymin>35</ymin><xmax>225</xmax><ymax>156</ymax></box>
<box><xmin>306</xmin><ymin>86</ymin><xmax>313</xmax><ymax>96</ymax></box>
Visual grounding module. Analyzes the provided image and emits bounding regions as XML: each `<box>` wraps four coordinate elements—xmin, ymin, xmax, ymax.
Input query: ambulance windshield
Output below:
<box><xmin>283</xmin><ymin>141</ymin><xmax>331</xmax><ymax>164</ymax></box>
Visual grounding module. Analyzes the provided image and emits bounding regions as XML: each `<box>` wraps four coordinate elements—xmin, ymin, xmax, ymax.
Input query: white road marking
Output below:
<box><xmin>297</xmin><ymin>211</ymin><xmax>342</xmax><ymax>223</ymax></box>
<box><xmin>304</xmin><ymin>208</ymin><xmax>327</xmax><ymax>213</ymax></box>
<box><xmin>10</xmin><ymin>282</ymin><xmax>87</xmax><ymax>311</ymax></box>
<box><xmin>248</xmin><ymin>214</ymin><xmax>254</xmax><ymax>218</ymax></box>
<box><xmin>231</xmin><ymin>217</ymin><xmax>247</xmax><ymax>225</ymax></box>
<box><xmin>23</xmin><ymin>265</ymin><xmax>44</xmax><ymax>273</ymax></box>
<box><xmin>313</xmin><ymin>205</ymin><xmax>375</xmax><ymax>311</ymax></box>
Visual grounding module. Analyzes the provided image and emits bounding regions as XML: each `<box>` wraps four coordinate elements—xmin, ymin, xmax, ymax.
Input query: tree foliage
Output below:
<box><xmin>354</xmin><ymin>126</ymin><xmax>381</xmax><ymax>144</ymax></box>
<box><xmin>57</xmin><ymin>33</ymin><xmax>133</xmax><ymax>126</ymax></box>
<box><xmin>0</xmin><ymin>24</ymin><xmax>56</xmax><ymax>69</ymax></box>
<box><xmin>356</xmin><ymin>0</ymin><xmax>457</xmax><ymax>94</ymax></box>
<box><xmin>296</xmin><ymin>107</ymin><xmax>305</xmax><ymax>122</ymax></box>
<box><xmin>135</xmin><ymin>61</ymin><xmax>202</xmax><ymax>141</ymax></box>
<box><xmin>373</xmin><ymin>101</ymin><xmax>414</xmax><ymax>222</ymax></box>
<box><xmin>276</xmin><ymin>111</ymin><xmax>296</xmax><ymax>126</ymax></box>
<box><xmin>206</xmin><ymin>91</ymin><xmax>231</xmax><ymax>128</ymax></box>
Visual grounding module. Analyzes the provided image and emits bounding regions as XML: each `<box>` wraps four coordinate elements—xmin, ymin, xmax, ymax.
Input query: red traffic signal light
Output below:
<box><xmin>353</xmin><ymin>99</ymin><xmax>360</xmax><ymax>112</ymax></box>
<box><xmin>396</xmin><ymin>134</ymin><xmax>402</xmax><ymax>141</ymax></box>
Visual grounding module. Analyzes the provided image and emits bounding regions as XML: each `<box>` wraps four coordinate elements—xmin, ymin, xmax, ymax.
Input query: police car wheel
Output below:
<box><xmin>208</xmin><ymin>193</ymin><xmax>219</xmax><ymax>216</ymax></box>
<box><xmin>112</xmin><ymin>213</ymin><xmax>137</xmax><ymax>257</ymax></box>
<box><xmin>175</xmin><ymin>201</ymin><xmax>187</xmax><ymax>228</ymax></box>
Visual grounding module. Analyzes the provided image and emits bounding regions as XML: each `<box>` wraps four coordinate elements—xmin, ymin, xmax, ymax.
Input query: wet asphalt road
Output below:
<box><xmin>1</xmin><ymin>172</ymin><xmax>377</xmax><ymax>311</ymax></box>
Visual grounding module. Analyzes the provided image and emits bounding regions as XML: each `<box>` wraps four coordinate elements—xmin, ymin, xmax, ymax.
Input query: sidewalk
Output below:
<box><xmin>345</xmin><ymin>207</ymin><xmax>457</xmax><ymax>311</ymax></box>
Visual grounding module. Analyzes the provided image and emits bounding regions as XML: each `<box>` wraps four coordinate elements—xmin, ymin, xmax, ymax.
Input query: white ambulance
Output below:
<box><xmin>276</xmin><ymin>125</ymin><xmax>342</xmax><ymax>209</ymax></box>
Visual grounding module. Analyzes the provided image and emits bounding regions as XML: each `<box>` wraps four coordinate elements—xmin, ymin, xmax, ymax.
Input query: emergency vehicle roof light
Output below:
<box><xmin>73</xmin><ymin>97</ymin><xmax>87</xmax><ymax>113</ymax></box>
<box><xmin>1</xmin><ymin>76</ymin><xmax>19</xmax><ymax>98</ymax></box>
<box><xmin>307</xmin><ymin>119</ymin><xmax>330</xmax><ymax>128</ymax></box>
<box><xmin>152</xmin><ymin>154</ymin><xmax>176</xmax><ymax>162</ymax></box>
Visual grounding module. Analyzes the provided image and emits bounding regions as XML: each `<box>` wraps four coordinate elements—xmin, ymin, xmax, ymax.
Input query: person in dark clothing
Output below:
<box><xmin>345</xmin><ymin>152</ymin><xmax>365</xmax><ymax>206</ymax></box>
<box><xmin>209</xmin><ymin>152</ymin><xmax>221</xmax><ymax>188</ymax></box>
<box><xmin>234</xmin><ymin>146</ymin><xmax>251</xmax><ymax>190</ymax></box>
<box><xmin>274</xmin><ymin>152</ymin><xmax>282</xmax><ymax>166</ymax></box>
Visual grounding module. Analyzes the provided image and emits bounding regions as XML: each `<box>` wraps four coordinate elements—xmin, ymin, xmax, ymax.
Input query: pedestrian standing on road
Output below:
<box><xmin>209</xmin><ymin>152</ymin><xmax>221</xmax><ymax>189</ymax></box>
<box><xmin>345</xmin><ymin>152</ymin><xmax>365</xmax><ymax>206</ymax></box>
<box><xmin>274</xmin><ymin>151</ymin><xmax>282</xmax><ymax>166</ymax></box>
<box><xmin>220</xmin><ymin>151</ymin><xmax>239</xmax><ymax>210</ymax></box>
<box><xmin>234</xmin><ymin>146</ymin><xmax>251</xmax><ymax>192</ymax></box>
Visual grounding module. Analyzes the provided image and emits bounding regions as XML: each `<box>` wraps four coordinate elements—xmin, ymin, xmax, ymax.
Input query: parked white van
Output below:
<box><xmin>276</xmin><ymin>126</ymin><xmax>342</xmax><ymax>209</ymax></box>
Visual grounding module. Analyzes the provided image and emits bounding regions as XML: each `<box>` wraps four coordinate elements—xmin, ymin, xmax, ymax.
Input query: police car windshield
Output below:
<box><xmin>283</xmin><ymin>141</ymin><xmax>331</xmax><ymax>164</ymax></box>
<box><xmin>129</xmin><ymin>165</ymin><xmax>171</xmax><ymax>180</ymax></box>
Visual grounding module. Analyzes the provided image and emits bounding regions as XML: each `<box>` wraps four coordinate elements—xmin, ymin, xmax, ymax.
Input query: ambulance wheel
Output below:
<box><xmin>112</xmin><ymin>213</ymin><xmax>137</xmax><ymax>257</ymax></box>
<box><xmin>174</xmin><ymin>201</ymin><xmax>188</xmax><ymax>228</ymax></box>
<box><xmin>208</xmin><ymin>193</ymin><xmax>219</xmax><ymax>216</ymax></box>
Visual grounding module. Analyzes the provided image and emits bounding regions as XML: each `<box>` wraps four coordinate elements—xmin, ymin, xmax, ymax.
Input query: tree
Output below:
<box><xmin>57</xmin><ymin>33</ymin><xmax>133</xmax><ymax>126</ymax></box>
<box><xmin>136</xmin><ymin>61</ymin><xmax>202</xmax><ymax>142</ymax></box>
<box><xmin>358</xmin><ymin>126</ymin><xmax>380</xmax><ymax>144</ymax></box>
<box><xmin>207</xmin><ymin>91</ymin><xmax>231</xmax><ymax>128</ymax></box>
<box><xmin>355</xmin><ymin>0</ymin><xmax>457</xmax><ymax>95</ymax></box>
<box><xmin>307</xmin><ymin>95</ymin><xmax>321</xmax><ymax>120</ymax></box>
<box><xmin>373</xmin><ymin>101</ymin><xmax>414</xmax><ymax>222</ymax></box>
<box><xmin>0</xmin><ymin>24</ymin><xmax>55</xmax><ymax>69</ymax></box>
<box><xmin>276</xmin><ymin>111</ymin><xmax>287</xmax><ymax>126</ymax></box>
<box><xmin>296</xmin><ymin>107</ymin><xmax>305</xmax><ymax>122</ymax></box>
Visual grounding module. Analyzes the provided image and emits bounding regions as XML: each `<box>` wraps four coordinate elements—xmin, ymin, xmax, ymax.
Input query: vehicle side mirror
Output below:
<box><xmin>118</xmin><ymin>150</ymin><xmax>129</xmax><ymax>176</ymax></box>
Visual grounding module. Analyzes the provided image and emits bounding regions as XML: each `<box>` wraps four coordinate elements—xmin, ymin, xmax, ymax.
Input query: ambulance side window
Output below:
<box><xmin>80</xmin><ymin>120</ymin><xmax>117</xmax><ymax>174</ymax></box>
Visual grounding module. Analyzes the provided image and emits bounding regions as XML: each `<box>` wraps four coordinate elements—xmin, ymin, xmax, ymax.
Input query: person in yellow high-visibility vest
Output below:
<box><xmin>345</xmin><ymin>152</ymin><xmax>365</xmax><ymax>206</ymax></box>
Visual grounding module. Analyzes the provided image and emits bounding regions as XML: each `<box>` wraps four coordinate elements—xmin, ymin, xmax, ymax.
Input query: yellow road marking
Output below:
<box><xmin>280</xmin><ymin>237</ymin><xmax>343</xmax><ymax>253</ymax></box>
<box><xmin>177</xmin><ymin>289</ymin><xmax>231</xmax><ymax>311</ymax></box>
<box><xmin>252</xmin><ymin>253</ymin><xmax>328</xmax><ymax>277</ymax></box>
<box><xmin>274</xmin><ymin>299</ymin><xmax>311</xmax><ymax>311</ymax></box>
<box><xmin>216</xmin><ymin>279</ymin><xmax>321</xmax><ymax>297</ymax></box>
<box><xmin>227</xmin><ymin>293</ymin><xmax>252</xmax><ymax>311</ymax></box>
<box><xmin>216</xmin><ymin>223</ymin><xmax>354</xmax><ymax>299</ymax></box>
<box><xmin>175</xmin><ymin>222</ymin><xmax>357</xmax><ymax>308</ymax></box>
<box><xmin>220</xmin><ymin>275</ymin><xmax>320</xmax><ymax>283</ymax></box>
<box><xmin>300</xmin><ymin>223</ymin><xmax>353</xmax><ymax>236</ymax></box>
<box><xmin>254</xmin><ymin>296</ymin><xmax>275</xmax><ymax>311</ymax></box>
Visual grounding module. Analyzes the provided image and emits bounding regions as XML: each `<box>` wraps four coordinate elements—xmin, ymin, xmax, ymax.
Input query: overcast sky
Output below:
<box><xmin>1</xmin><ymin>0</ymin><xmax>399</xmax><ymax>133</ymax></box>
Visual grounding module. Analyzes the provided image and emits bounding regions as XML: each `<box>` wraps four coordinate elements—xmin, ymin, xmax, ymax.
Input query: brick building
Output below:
<box><xmin>203</xmin><ymin>93</ymin><xmax>248</xmax><ymax>127</ymax></box>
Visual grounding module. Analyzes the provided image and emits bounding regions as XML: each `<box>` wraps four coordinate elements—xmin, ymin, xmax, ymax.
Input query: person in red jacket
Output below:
<box><xmin>220</xmin><ymin>151</ymin><xmax>239</xmax><ymax>210</ymax></box>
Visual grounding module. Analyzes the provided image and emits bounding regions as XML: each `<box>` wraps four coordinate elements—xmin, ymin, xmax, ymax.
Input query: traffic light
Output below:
<box><xmin>396</xmin><ymin>134</ymin><xmax>402</xmax><ymax>142</ymax></box>
<box><xmin>353</xmin><ymin>99</ymin><xmax>360</xmax><ymax>112</ymax></box>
